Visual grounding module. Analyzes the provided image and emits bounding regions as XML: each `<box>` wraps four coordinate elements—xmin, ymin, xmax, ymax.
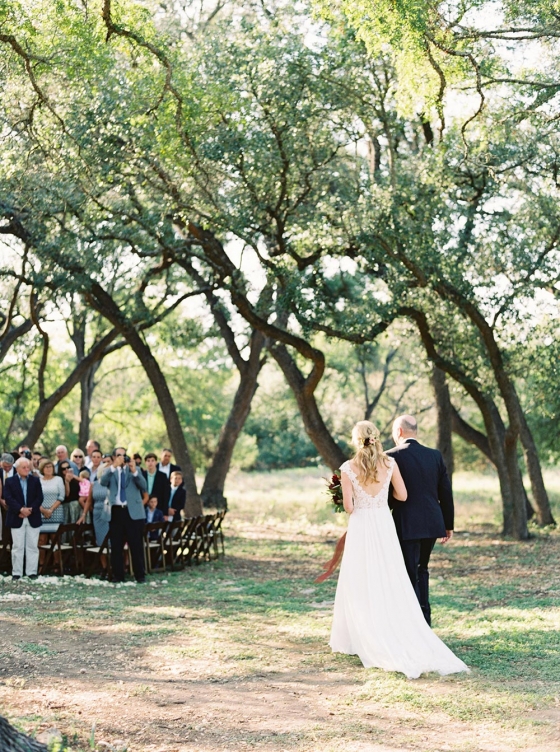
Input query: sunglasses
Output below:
<box><xmin>73</xmin><ymin>455</ymin><xmax>84</xmax><ymax>458</ymax></box>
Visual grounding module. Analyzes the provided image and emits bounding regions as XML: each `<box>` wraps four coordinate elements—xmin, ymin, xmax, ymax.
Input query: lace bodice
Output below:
<box><xmin>340</xmin><ymin>458</ymin><xmax>395</xmax><ymax>510</ymax></box>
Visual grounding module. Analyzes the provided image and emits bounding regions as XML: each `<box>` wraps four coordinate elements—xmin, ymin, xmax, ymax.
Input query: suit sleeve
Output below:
<box><xmin>133</xmin><ymin>471</ymin><xmax>147</xmax><ymax>492</ymax></box>
<box><xmin>31</xmin><ymin>478</ymin><xmax>44</xmax><ymax>511</ymax></box>
<box><xmin>99</xmin><ymin>468</ymin><xmax>111</xmax><ymax>488</ymax></box>
<box><xmin>437</xmin><ymin>454</ymin><xmax>454</xmax><ymax>530</ymax></box>
<box><xmin>3</xmin><ymin>480</ymin><xmax>23</xmax><ymax>514</ymax></box>
<box><xmin>170</xmin><ymin>487</ymin><xmax>186</xmax><ymax>513</ymax></box>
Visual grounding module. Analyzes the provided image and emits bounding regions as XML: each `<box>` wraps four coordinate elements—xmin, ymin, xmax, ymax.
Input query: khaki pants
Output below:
<box><xmin>11</xmin><ymin>518</ymin><xmax>40</xmax><ymax>577</ymax></box>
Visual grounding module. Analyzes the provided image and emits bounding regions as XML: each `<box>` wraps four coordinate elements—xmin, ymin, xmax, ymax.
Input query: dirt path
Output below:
<box><xmin>1</xmin><ymin>520</ymin><xmax>559</xmax><ymax>752</ymax></box>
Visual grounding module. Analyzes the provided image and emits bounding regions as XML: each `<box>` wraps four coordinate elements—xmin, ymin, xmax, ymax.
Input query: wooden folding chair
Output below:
<box><xmin>143</xmin><ymin>521</ymin><xmax>167</xmax><ymax>573</ymax></box>
<box><xmin>162</xmin><ymin>519</ymin><xmax>184</xmax><ymax>571</ymax></box>
<box><xmin>209</xmin><ymin>510</ymin><xmax>226</xmax><ymax>559</ymax></box>
<box><xmin>39</xmin><ymin>523</ymin><xmax>80</xmax><ymax>575</ymax></box>
<box><xmin>179</xmin><ymin>517</ymin><xmax>200</xmax><ymax>566</ymax></box>
<box><xmin>73</xmin><ymin>523</ymin><xmax>95</xmax><ymax>574</ymax></box>
<box><xmin>85</xmin><ymin>530</ymin><xmax>112</xmax><ymax>578</ymax></box>
<box><xmin>193</xmin><ymin>514</ymin><xmax>216</xmax><ymax>563</ymax></box>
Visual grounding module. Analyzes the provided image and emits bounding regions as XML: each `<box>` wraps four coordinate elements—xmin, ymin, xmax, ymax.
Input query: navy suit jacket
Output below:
<box><xmin>168</xmin><ymin>485</ymin><xmax>186</xmax><ymax>515</ymax></box>
<box><xmin>142</xmin><ymin>469</ymin><xmax>170</xmax><ymax>514</ymax></box>
<box><xmin>386</xmin><ymin>439</ymin><xmax>453</xmax><ymax>541</ymax></box>
<box><xmin>4</xmin><ymin>473</ymin><xmax>44</xmax><ymax>529</ymax></box>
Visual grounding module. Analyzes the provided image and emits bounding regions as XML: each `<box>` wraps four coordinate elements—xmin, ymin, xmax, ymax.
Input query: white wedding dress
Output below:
<box><xmin>330</xmin><ymin>459</ymin><xmax>469</xmax><ymax>679</ymax></box>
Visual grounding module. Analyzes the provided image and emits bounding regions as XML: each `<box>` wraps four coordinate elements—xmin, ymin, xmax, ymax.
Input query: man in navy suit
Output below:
<box><xmin>167</xmin><ymin>471</ymin><xmax>186</xmax><ymax>519</ymax></box>
<box><xmin>387</xmin><ymin>415</ymin><xmax>454</xmax><ymax>625</ymax></box>
<box><xmin>4</xmin><ymin>457</ymin><xmax>44</xmax><ymax>580</ymax></box>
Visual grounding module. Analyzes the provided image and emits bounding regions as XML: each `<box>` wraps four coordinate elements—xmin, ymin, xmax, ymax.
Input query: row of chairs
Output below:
<box><xmin>36</xmin><ymin>512</ymin><xmax>226</xmax><ymax>577</ymax></box>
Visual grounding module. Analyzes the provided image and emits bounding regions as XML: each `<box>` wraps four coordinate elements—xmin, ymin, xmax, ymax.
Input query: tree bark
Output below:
<box><xmin>405</xmin><ymin>307</ymin><xmax>529</xmax><ymax>539</ymax></box>
<box><xmin>269</xmin><ymin>342</ymin><xmax>347</xmax><ymax>471</ymax></box>
<box><xmin>201</xmin><ymin>330</ymin><xmax>266</xmax><ymax>508</ymax></box>
<box><xmin>20</xmin><ymin>329</ymin><xmax>120</xmax><ymax>448</ymax></box>
<box><xmin>86</xmin><ymin>284</ymin><xmax>203</xmax><ymax>517</ymax></box>
<box><xmin>431</xmin><ymin>365</ymin><xmax>454</xmax><ymax>481</ymax></box>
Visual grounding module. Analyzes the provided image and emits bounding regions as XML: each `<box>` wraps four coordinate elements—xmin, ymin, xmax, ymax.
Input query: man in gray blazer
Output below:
<box><xmin>100</xmin><ymin>447</ymin><xmax>148</xmax><ymax>583</ymax></box>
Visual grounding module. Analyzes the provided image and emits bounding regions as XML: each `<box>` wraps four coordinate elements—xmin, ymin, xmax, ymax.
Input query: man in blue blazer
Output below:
<box><xmin>4</xmin><ymin>457</ymin><xmax>44</xmax><ymax>580</ymax></box>
<box><xmin>387</xmin><ymin>415</ymin><xmax>454</xmax><ymax>625</ymax></box>
<box><xmin>100</xmin><ymin>448</ymin><xmax>148</xmax><ymax>583</ymax></box>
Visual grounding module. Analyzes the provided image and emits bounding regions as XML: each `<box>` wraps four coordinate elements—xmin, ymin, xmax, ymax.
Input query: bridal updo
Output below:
<box><xmin>351</xmin><ymin>420</ymin><xmax>390</xmax><ymax>485</ymax></box>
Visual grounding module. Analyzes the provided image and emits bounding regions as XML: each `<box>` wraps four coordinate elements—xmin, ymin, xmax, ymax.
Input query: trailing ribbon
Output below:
<box><xmin>315</xmin><ymin>532</ymin><xmax>346</xmax><ymax>583</ymax></box>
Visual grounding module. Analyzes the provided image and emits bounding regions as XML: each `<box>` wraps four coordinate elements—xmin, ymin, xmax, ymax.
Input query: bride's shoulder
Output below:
<box><xmin>340</xmin><ymin>460</ymin><xmax>353</xmax><ymax>474</ymax></box>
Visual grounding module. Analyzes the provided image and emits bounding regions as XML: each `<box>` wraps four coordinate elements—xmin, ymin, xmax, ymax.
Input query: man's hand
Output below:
<box><xmin>19</xmin><ymin>507</ymin><xmax>32</xmax><ymax>518</ymax></box>
<box><xmin>113</xmin><ymin>455</ymin><xmax>124</xmax><ymax>468</ymax></box>
<box><xmin>440</xmin><ymin>530</ymin><xmax>454</xmax><ymax>544</ymax></box>
<box><xmin>128</xmin><ymin>458</ymin><xmax>137</xmax><ymax>474</ymax></box>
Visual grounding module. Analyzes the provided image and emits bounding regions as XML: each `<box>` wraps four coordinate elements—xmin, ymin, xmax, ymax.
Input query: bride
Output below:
<box><xmin>330</xmin><ymin>420</ymin><xmax>469</xmax><ymax>679</ymax></box>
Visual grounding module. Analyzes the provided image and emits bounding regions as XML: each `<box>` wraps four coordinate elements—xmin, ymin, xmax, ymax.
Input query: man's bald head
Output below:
<box><xmin>392</xmin><ymin>414</ymin><xmax>418</xmax><ymax>445</ymax></box>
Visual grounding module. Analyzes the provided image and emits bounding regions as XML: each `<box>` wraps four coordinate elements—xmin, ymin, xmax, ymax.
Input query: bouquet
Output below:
<box><xmin>325</xmin><ymin>472</ymin><xmax>344</xmax><ymax>513</ymax></box>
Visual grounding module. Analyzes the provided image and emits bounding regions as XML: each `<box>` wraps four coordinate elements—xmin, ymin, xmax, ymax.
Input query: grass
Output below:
<box><xmin>0</xmin><ymin>467</ymin><xmax>559</xmax><ymax>751</ymax></box>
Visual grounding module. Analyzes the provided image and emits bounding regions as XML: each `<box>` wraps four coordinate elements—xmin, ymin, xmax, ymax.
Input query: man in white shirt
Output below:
<box><xmin>100</xmin><ymin>447</ymin><xmax>148</xmax><ymax>583</ymax></box>
<box><xmin>157</xmin><ymin>448</ymin><xmax>180</xmax><ymax>479</ymax></box>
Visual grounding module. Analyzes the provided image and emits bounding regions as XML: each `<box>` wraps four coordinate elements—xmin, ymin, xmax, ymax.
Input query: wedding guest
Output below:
<box><xmin>38</xmin><ymin>459</ymin><xmax>65</xmax><ymax>566</ymax></box>
<box><xmin>71</xmin><ymin>449</ymin><xmax>86</xmax><ymax>472</ymax></box>
<box><xmin>0</xmin><ymin>453</ymin><xmax>16</xmax><ymax>552</ymax></box>
<box><xmin>78</xmin><ymin>468</ymin><xmax>92</xmax><ymax>521</ymax></box>
<box><xmin>91</xmin><ymin>454</ymin><xmax>112</xmax><ymax>578</ymax></box>
<box><xmin>32</xmin><ymin>452</ymin><xmax>43</xmax><ymax>475</ymax></box>
<box><xmin>133</xmin><ymin>453</ymin><xmax>143</xmax><ymax>468</ymax></box>
<box><xmin>167</xmin><ymin>471</ymin><xmax>186</xmax><ymax>519</ymax></box>
<box><xmin>4</xmin><ymin>457</ymin><xmax>43</xmax><ymax>580</ymax></box>
<box><xmin>55</xmin><ymin>446</ymin><xmax>79</xmax><ymax>474</ymax></box>
<box><xmin>1</xmin><ymin>453</ymin><xmax>15</xmax><ymax>484</ymax></box>
<box><xmin>157</xmin><ymin>448</ymin><xmax>181</xmax><ymax>480</ymax></box>
<box><xmin>145</xmin><ymin>496</ymin><xmax>165</xmax><ymax>541</ymax></box>
<box><xmin>100</xmin><ymin>449</ymin><xmax>147</xmax><ymax>583</ymax></box>
<box><xmin>84</xmin><ymin>440</ymin><xmax>101</xmax><ymax>470</ymax></box>
<box><xmin>142</xmin><ymin>453</ymin><xmax>170</xmax><ymax>514</ymax></box>
<box><xmin>88</xmin><ymin>449</ymin><xmax>104</xmax><ymax>482</ymax></box>
<box><xmin>58</xmin><ymin>462</ymin><xmax>81</xmax><ymax>525</ymax></box>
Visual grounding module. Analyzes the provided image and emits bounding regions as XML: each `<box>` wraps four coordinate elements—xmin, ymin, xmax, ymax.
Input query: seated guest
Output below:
<box><xmin>167</xmin><ymin>471</ymin><xmax>186</xmax><ymax>520</ymax></box>
<box><xmin>145</xmin><ymin>496</ymin><xmax>164</xmax><ymax>540</ymax></box>
<box><xmin>38</xmin><ymin>459</ymin><xmax>65</xmax><ymax>566</ymax></box>
<box><xmin>157</xmin><ymin>448</ymin><xmax>181</xmax><ymax>479</ymax></box>
<box><xmin>4</xmin><ymin>457</ymin><xmax>43</xmax><ymax>580</ymax></box>
<box><xmin>142</xmin><ymin>453</ymin><xmax>170</xmax><ymax>514</ymax></box>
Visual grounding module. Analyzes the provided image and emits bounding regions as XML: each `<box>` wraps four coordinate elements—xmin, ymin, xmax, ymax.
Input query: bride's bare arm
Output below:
<box><xmin>391</xmin><ymin>463</ymin><xmax>407</xmax><ymax>501</ymax></box>
<box><xmin>341</xmin><ymin>471</ymin><xmax>354</xmax><ymax>514</ymax></box>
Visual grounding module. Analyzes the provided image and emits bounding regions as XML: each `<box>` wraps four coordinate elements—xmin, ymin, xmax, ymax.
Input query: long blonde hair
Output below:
<box><xmin>351</xmin><ymin>420</ymin><xmax>390</xmax><ymax>485</ymax></box>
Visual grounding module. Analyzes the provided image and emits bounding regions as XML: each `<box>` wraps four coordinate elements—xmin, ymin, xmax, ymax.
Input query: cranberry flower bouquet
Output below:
<box><xmin>325</xmin><ymin>472</ymin><xmax>344</xmax><ymax>513</ymax></box>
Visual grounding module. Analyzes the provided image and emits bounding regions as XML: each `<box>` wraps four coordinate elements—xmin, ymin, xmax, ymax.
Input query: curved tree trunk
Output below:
<box><xmin>406</xmin><ymin>307</ymin><xmax>529</xmax><ymax>539</ymax></box>
<box><xmin>269</xmin><ymin>342</ymin><xmax>347</xmax><ymax>471</ymax></box>
<box><xmin>87</xmin><ymin>284</ymin><xmax>203</xmax><ymax>517</ymax></box>
<box><xmin>450</xmin><ymin>403</ymin><xmax>535</xmax><ymax>521</ymax></box>
<box><xmin>431</xmin><ymin>365</ymin><xmax>454</xmax><ymax>482</ymax></box>
<box><xmin>201</xmin><ymin>330</ymin><xmax>266</xmax><ymax>509</ymax></box>
<box><xmin>21</xmin><ymin>329</ymin><xmax>120</xmax><ymax>449</ymax></box>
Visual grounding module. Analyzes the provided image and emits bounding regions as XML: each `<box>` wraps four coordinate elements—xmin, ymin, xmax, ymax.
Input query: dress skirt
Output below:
<box><xmin>330</xmin><ymin>504</ymin><xmax>469</xmax><ymax>679</ymax></box>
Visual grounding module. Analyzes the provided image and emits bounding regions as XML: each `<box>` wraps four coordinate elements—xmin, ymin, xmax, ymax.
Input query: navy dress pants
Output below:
<box><xmin>109</xmin><ymin>506</ymin><xmax>145</xmax><ymax>582</ymax></box>
<box><xmin>399</xmin><ymin>537</ymin><xmax>437</xmax><ymax>625</ymax></box>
